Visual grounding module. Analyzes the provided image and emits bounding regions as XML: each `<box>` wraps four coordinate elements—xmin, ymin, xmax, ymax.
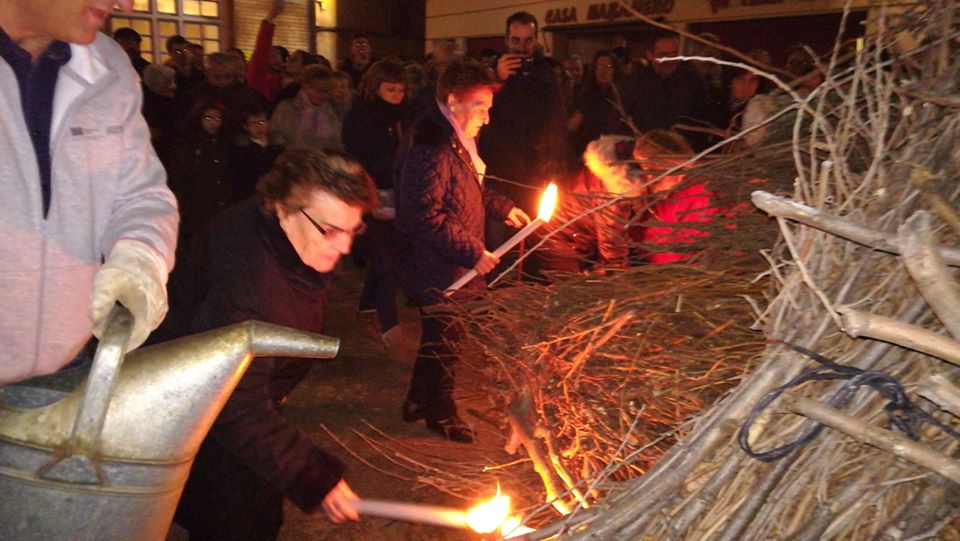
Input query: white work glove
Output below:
<box><xmin>90</xmin><ymin>239</ymin><xmax>170</xmax><ymax>351</ymax></box>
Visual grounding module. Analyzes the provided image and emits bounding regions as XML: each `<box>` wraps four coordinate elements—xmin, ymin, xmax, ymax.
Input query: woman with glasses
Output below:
<box><xmin>394</xmin><ymin>59</ymin><xmax>530</xmax><ymax>443</ymax></box>
<box><xmin>150</xmin><ymin>149</ymin><xmax>379</xmax><ymax>540</ymax></box>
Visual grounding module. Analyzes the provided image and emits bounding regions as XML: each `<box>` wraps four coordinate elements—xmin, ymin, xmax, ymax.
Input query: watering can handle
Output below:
<box><xmin>37</xmin><ymin>304</ymin><xmax>133</xmax><ymax>483</ymax></box>
<box><xmin>68</xmin><ymin>304</ymin><xmax>134</xmax><ymax>456</ymax></box>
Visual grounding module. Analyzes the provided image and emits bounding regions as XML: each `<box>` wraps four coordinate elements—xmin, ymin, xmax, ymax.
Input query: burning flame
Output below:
<box><xmin>537</xmin><ymin>182</ymin><xmax>559</xmax><ymax>222</ymax></box>
<box><xmin>500</xmin><ymin>515</ymin><xmax>537</xmax><ymax>538</ymax></box>
<box><xmin>464</xmin><ymin>484</ymin><xmax>511</xmax><ymax>534</ymax></box>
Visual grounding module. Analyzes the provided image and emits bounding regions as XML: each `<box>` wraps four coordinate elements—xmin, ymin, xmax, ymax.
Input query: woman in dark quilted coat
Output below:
<box><xmin>394</xmin><ymin>59</ymin><xmax>530</xmax><ymax>443</ymax></box>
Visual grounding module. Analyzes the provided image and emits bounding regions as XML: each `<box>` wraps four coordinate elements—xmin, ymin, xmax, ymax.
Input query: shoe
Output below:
<box><xmin>402</xmin><ymin>399</ymin><xmax>426</xmax><ymax>422</ymax></box>
<box><xmin>426</xmin><ymin>416</ymin><xmax>476</xmax><ymax>444</ymax></box>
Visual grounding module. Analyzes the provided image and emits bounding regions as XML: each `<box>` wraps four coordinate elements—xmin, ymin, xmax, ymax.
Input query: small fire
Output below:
<box><xmin>500</xmin><ymin>515</ymin><xmax>536</xmax><ymax>538</ymax></box>
<box><xmin>463</xmin><ymin>484</ymin><xmax>537</xmax><ymax>538</ymax></box>
<box><xmin>464</xmin><ymin>485</ymin><xmax>511</xmax><ymax>533</ymax></box>
<box><xmin>537</xmin><ymin>182</ymin><xmax>559</xmax><ymax>222</ymax></box>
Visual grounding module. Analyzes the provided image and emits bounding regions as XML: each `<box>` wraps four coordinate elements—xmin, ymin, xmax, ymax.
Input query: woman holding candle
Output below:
<box><xmin>394</xmin><ymin>59</ymin><xmax>530</xmax><ymax>443</ymax></box>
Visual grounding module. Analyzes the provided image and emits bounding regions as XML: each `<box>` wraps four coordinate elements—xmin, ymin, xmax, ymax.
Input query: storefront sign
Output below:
<box><xmin>708</xmin><ymin>0</ymin><xmax>805</xmax><ymax>14</ymax></box>
<box><xmin>546</xmin><ymin>0</ymin><xmax>675</xmax><ymax>25</ymax></box>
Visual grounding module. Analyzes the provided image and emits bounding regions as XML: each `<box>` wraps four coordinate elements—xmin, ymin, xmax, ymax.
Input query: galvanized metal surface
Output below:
<box><xmin>0</xmin><ymin>320</ymin><xmax>340</xmax><ymax>541</ymax></box>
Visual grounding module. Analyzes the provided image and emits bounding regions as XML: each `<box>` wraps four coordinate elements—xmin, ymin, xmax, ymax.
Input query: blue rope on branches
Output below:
<box><xmin>738</xmin><ymin>340</ymin><xmax>960</xmax><ymax>462</ymax></box>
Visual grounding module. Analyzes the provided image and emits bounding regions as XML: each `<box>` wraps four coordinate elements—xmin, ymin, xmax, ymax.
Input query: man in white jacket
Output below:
<box><xmin>0</xmin><ymin>1</ymin><xmax>178</xmax><ymax>384</ymax></box>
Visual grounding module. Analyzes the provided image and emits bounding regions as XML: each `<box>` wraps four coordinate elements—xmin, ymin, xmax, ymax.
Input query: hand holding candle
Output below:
<box><xmin>445</xmin><ymin>182</ymin><xmax>559</xmax><ymax>296</ymax></box>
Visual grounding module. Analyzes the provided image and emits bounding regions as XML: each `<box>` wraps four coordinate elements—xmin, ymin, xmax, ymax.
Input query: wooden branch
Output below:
<box><xmin>783</xmin><ymin>394</ymin><xmax>960</xmax><ymax>484</ymax></box>
<box><xmin>507</xmin><ymin>393</ymin><xmax>572</xmax><ymax>515</ymax></box>
<box><xmin>899</xmin><ymin>211</ymin><xmax>960</xmax><ymax>338</ymax></box>
<box><xmin>917</xmin><ymin>374</ymin><xmax>960</xmax><ymax>419</ymax></box>
<box><xmin>838</xmin><ymin>306</ymin><xmax>960</xmax><ymax>366</ymax></box>
<box><xmin>751</xmin><ymin>191</ymin><xmax>960</xmax><ymax>267</ymax></box>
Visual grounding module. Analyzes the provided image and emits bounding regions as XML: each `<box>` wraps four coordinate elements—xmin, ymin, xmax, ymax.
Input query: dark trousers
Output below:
<box><xmin>175</xmin><ymin>438</ymin><xmax>284</xmax><ymax>541</ymax></box>
<box><xmin>358</xmin><ymin>220</ymin><xmax>399</xmax><ymax>332</ymax></box>
<box><xmin>405</xmin><ymin>308</ymin><xmax>462</xmax><ymax>421</ymax></box>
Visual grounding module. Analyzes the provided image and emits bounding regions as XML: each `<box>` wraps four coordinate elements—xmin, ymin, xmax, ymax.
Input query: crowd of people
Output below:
<box><xmin>1</xmin><ymin>0</ymin><xmax>829</xmax><ymax>538</ymax></box>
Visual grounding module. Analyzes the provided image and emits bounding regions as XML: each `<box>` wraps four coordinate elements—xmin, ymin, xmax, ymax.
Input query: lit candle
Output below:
<box><xmin>445</xmin><ymin>182</ymin><xmax>559</xmax><ymax>296</ymax></box>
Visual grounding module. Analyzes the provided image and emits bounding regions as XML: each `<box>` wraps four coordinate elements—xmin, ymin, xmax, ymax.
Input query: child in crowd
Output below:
<box><xmin>233</xmin><ymin>106</ymin><xmax>284</xmax><ymax>201</ymax></box>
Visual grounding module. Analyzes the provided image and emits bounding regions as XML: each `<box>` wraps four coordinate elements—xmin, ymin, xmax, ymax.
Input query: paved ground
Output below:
<box><xmin>170</xmin><ymin>261</ymin><xmax>509</xmax><ymax>541</ymax></box>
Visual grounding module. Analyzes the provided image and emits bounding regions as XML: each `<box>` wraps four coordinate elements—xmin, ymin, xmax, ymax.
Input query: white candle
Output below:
<box><xmin>351</xmin><ymin>499</ymin><xmax>468</xmax><ymax>529</ymax></box>
<box><xmin>444</xmin><ymin>182</ymin><xmax>559</xmax><ymax>296</ymax></box>
<box><xmin>444</xmin><ymin>218</ymin><xmax>544</xmax><ymax>296</ymax></box>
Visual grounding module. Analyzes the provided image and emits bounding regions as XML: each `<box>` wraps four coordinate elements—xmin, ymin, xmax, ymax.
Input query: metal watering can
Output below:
<box><xmin>0</xmin><ymin>307</ymin><xmax>340</xmax><ymax>540</ymax></box>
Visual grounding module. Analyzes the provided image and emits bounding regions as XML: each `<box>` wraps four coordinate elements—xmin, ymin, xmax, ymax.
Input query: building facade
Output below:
<box><xmin>108</xmin><ymin>0</ymin><xmax>424</xmax><ymax>66</ymax></box>
<box><xmin>427</xmin><ymin>0</ymin><xmax>908</xmax><ymax>66</ymax></box>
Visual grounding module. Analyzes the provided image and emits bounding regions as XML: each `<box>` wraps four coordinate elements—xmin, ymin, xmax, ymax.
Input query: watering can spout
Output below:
<box><xmin>0</xmin><ymin>320</ymin><xmax>340</xmax><ymax>463</ymax></box>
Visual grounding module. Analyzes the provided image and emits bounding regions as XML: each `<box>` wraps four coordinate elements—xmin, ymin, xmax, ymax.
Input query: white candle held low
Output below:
<box><xmin>350</xmin><ymin>499</ymin><xmax>468</xmax><ymax>529</ymax></box>
<box><xmin>444</xmin><ymin>182</ymin><xmax>558</xmax><ymax>296</ymax></box>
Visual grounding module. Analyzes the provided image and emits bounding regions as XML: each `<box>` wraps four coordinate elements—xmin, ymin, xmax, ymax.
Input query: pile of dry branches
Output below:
<box><xmin>456</xmin><ymin>266</ymin><xmax>767</xmax><ymax>515</ymax></box>
<box><xmin>514</xmin><ymin>2</ymin><xmax>960</xmax><ymax>539</ymax></box>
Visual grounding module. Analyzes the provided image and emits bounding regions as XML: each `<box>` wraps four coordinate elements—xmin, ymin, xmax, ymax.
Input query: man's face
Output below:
<box><xmin>205</xmin><ymin>63</ymin><xmax>235</xmax><ymax>89</ymax></box>
<box><xmin>647</xmin><ymin>37</ymin><xmax>679</xmax><ymax>78</ymax></box>
<box><xmin>350</xmin><ymin>38</ymin><xmax>371</xmax><ymax>62</ymax></box>
<box><xmin>449</xmin><ymin>86</ymin><xmax>494</xmax><ymax>138</ymax></box>
<box><xmin>168</xmin><ymin>42</ymin><xmax>191</xmax><ymax>67</ymax></box>
<box><xmin>116</xmin><ymin>37</ymin><xmax>141</xmax><ymax>55</ymax></box>
<box><xmin>15</xmin><ymin>0</ymin><xmax>133</xmax><ymax>45</ymax></box>
<box><xmin>277</xmin><ymin>189</ymin><xmax>364</xmax><ymax>273</ymax></box>
<box><xmin>506</xmin><ymin>22</ymin><xmax>537</xmax><ymax>57</ymax></box>
<box><xmin>303</xmin><ymin>82</ymin><xmax>329</xmax><ymax>107</ymax></box>
<box><xmin>330</xmin><ymin>79</ymin><xmax>351</xmax><ymax>105</ymax></box>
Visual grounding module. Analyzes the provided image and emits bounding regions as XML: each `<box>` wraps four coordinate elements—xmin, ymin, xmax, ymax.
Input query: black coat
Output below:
<box><xmin>151</xmin><ymin>199</ymin><xmax>346</xmax><ymax>535</ymax></box>
<box><xmin>342</xmin><ymin>97</ymin><xmax>405</xmax><ymax>189</ymax></box>
<box><xmin>621</xmin><ymin>63</ymin><xmax>709</xmax><ymax>148</ymax></box>
<box><xmin>394</xmin><ymin>103</ymin><xmax>514</xmax><ymax>306</ymax></box>
<box><xmin>477</xmin><ymin>56</ymin><xmax>569</xmax><ymax>210</ymax></box>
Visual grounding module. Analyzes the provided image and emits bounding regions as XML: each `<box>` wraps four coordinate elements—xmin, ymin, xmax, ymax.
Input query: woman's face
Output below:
<box><xmin>275</xmin><ymin>189</ymin><xmax>364</xmax><ymax>273</ymax></box>
<box><xmin>731</xmin><ymin>72</ymin><xmax>759</xmax><ymax>100</ymax></box>
<box><xmin>594</xmin><ymin>55</ymin><xmax>615</xmax><ymax>86</ymax></box>
<box><xmin>201</xmin><ymin>108</ymin><xmax>223</xmax><ymax>135</ymax></box>
<box><xmin>377</xmin><ymin>81</ymin><xmax>406</xmax><ymax>105</ymax></box>
<box><xmin>447</xmin><ymin>86</ymin><xmax>493</xmax><ymax>138</ymax></box>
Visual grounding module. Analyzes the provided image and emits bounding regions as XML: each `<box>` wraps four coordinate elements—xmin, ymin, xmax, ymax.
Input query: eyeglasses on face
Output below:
<box><xmin>203</xmin><ymin>115</ymin><xmax>223</xmax><ymax>121</ymax></box>
<box><xmin>247</xmin><ymin>119</ymin><xmax>267</xmax><ymax>126</ymax></box>
<box><xmin>299</xmin><ymin>208</ymin><xmax>366</xmax><ymax>239</ymax></box>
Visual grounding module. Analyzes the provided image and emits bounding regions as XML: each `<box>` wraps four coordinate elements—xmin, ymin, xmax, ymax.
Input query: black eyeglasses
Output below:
<box><xmin>299</xmin><ymin>209</ymin><xmax>366</xmax><ymax>239</ymax></box>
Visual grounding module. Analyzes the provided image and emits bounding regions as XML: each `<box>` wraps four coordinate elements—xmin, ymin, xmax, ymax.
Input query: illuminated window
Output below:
<box><xmin>108</xmin><ymin>1</ymin><xmax>221</xmax><ymax>64</ymax></box>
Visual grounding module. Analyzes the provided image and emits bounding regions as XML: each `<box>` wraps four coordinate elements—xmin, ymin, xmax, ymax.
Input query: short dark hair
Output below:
<box><xmin>301</xmin><ymin>64</ymin><xmax>334</xmax><ymax>90</ymax></box>
<box><xmin>505</xmin><ymin>11</ymin><xmax>538</xmax><ymax>35</ymax></box>
<box><xmin>273</xmin><ymin>45</ymin><xmax>290</xmax><ymax>63</ymax></box>
<box><xmin>436</xmin><ymin>58</ymin><xmax>498</xmax><ymax>103</ymax></box>
<box><xmin>113</xmin><ymin>27</ymin><xmax>141</xmax><ymax>42</ymax></box>
<box><xmin>166</xmin><ymin>35</ymin><xmax>188</xmax><ymax>53</ymax></box>
<box><xmin>646</xmin><ymin>30</ymin><xmax>679</xmax><ymax>52</ymax></box>
<box><xmin>359</xmin><ymin>60</ymin><xmax>406</xmax><ymax>103</ymax></box>
<box><xmin>350</xmin><ymin>32</ymin><xmax>370</xmax><ymax>44</ymax></box>
<box><xmin>257</xmin><ymin>149</ymin><xmax>379</xmax><ymax>214</ymax></box>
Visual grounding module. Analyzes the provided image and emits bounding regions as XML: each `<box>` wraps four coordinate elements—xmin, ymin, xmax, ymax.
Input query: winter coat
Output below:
<box><xmin>0</xmin><ymin>32</ymin><xmax>178</xmax><ymax>384</ymax></box>
<box><xmin>643</xmin><ymin>181</ymin><xmax>719</xmax><ymax>264</ymax></box>
<box><xmin>621</xmin><ymin>63</ymin><xmax>710</xmax><ymax>149</ymax></box>
<box><xmin>342</xmin><ymin>97</ymin><xmax>406</xmax><ymax>189</ymax></box>
<box><xmin>246</xmin><ymin>19</ymin><xmax>283</xmax><ymax>103</ymax></box>
<box><xmin>269</xmin><ymin>91</ymin><xmax>343</xmax><ymax>152</ymax></box>
<box><xmin>151</xmin><ymin>199</ymin><xmax>346</xmax><ymax>524</ymax></box>
<box><xmin>536</xmin><ymin>136</ymin><xmax>642</xmax><ymax>270</ymax></box>
<box><xmin>478</xmin><ymin>55</ymin><xmax>569</xmax><ymax>211</ymax></box>
<box><xmin>167</xmin><ymin>129</ymin><xmax>234</xmax><ymax>240</ymax></box>
<box><xmin>394</xmin><ymin>103</ymin><xmax>514</xmax><ymax>305</ymax></box>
